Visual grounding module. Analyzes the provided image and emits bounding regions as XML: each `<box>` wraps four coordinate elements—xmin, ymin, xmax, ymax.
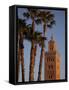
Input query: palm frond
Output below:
<box><xmin>50</xmin><ymin>20</ymin><xmax>56</xmax><ymax>25</ymax></box>
<box><xmin>47</xmin><ymin>20</ymin><xmax>56</xmax><ymax>28</ymax></box>
<box><xmin>47</xmin><ymin>24</ymin><xmax>52</xmax><ymax>28</ymax></box>
<box><xmin>35</xmin><ymin>19</ymin><xmax>41</xmax><ymax>25</ymax></box>
<box><xmin>23</xmin><ymin>12</ymin><xmax>30</xmax><ymax>18</ymax></box>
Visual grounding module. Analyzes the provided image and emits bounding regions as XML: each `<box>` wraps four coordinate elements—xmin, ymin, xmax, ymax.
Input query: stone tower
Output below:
<box><xmin>45</xmin><ymin>35</ymin><xmax>60</xmax><ymax>80</ymax></box>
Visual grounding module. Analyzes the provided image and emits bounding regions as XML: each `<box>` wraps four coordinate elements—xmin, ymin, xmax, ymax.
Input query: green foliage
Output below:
<box><xmin>35</xmin><ymin>18</ymin><xmax>41</xmax><ymax>25</ymax></box>
<box><xmin>18</xmin><ymin>9</ymin><xmax>55</xmax><ymax>47</ymax></box>
<box><xmin>37</xmin><ymin>11</ymin><xmax>56</xmax><ymax>33</ymax></box>
<box><xmin>23</xmin><ymin>12</ymin><xmax>30</xmax><ymax>19</ymax></box>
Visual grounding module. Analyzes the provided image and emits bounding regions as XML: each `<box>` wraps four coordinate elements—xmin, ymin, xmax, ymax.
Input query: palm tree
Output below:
<box><xmin>33</xmin><ymin>32</ymin><xmax>42</xmax><ymax>68</ymax></box>
<box><xmin>26</xmin><ymin>30</ymin><xmax>43</xmax><ymax>81</ymax></box>
<box><xmin>16</xmin><ymin>19</ymin><xmax>29</xmax><ymax>82</ymax></box>
<box><xmin>23</xmin><ymin>8</ymin><xmax>41</xmax><ymax>81</ymax></box>
<box><xmin>37</xmin><ymin>11</ymin><xmax>55</xmax><ymax>35</ymax></box>
<box><xmin>38</xmin><ymin>36</ymin><xmax>46</xmax><ymax>80</ymax></box>
<box><xmin>36</xmin><ymin>11</ymin><xmax>55</xmax><ymax>80</ymax></box>
<box><xmin>27</xmin><ymin>27</ymin><xmax>46</xmax><ymax>81</ymax></box>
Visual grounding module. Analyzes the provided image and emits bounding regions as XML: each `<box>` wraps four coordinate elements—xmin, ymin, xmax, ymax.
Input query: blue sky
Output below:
<box><xmin>17</xmin><ymin>8</ymin><xmax>65</xmax><ymax>82</ymax></box>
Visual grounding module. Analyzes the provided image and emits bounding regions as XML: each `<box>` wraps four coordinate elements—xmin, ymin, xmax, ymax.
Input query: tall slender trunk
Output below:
<box><xmin>29</xmin><ymin>18</ymin><xmax>35</xmax><ymax>81</ymax></box>
<box><xmin>34</xmin><ymin>45</ymin><xmax>37</xmax><ymax>66</ymax></box>
<box><xmin>21</xmin><ymin>48</ymin><xmax>24</xmax><ymax>82</ymax></box>
<box><xmin>32</xmin><ymin>18</ymin><xmax>35</xmax><ymax>33</ymax></box>
<box><xmin>38</xmin><ymin>48</ymin><xmax>44</xmax><ymax>81</ymax></box>
<box><xmin>16</xmin><ymin>44</ymin><xmax>21</xmax><ymax>82</ymax></box>
<box><xmin>43</xmin><ymin>23</ymin><xmax>46</xmax><ymax>36</ymax></box>
<box><xmin>29</xmin><ymin>45</ymin><xmax>37</xmax><ymax>81</ymax></box>
<box><xmin>38</xmin><ymin>23</ymin><xmax>46</xmax><ymax>81</ymax></box>
<box><xmin>16</xmin><ymin>32</ymin><xmax>25</xmax><ymax>82</ymax></box>
<box><xmin>16</xmin><ymin>33</ymin><xmax>20</xmax><ymax>82</ymax></box>
<box><xmin>32</xmin><ymin>45</ymin><xmax>37</xmax><ymax>80</ymax></box>
<box><xmin>29</xmin><ymin>40</ymin><xmax>35</xmax><ymax>81</ymax></box>
<box><xmin>43</xmin><ymin>23</ymin><xmax>47</xmax><ymax>80</ymax></box>
<box><xmin>34</xmin><ymin>45</ymin><xmax>37</xmax><ymax>57</ymax></box>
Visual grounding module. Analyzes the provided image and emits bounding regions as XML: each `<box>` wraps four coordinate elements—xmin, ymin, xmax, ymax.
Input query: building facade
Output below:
<box><xmin>45</xmin><ymin>35</ymin><xmax>60</xmax><ymax>80</ymax></box>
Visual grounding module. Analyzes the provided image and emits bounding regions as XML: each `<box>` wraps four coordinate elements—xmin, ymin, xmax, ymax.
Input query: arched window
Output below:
<box><xmin>49</xmin><ymin>75</ymin><xmax>52</xmax><ymax>79</ymax></box>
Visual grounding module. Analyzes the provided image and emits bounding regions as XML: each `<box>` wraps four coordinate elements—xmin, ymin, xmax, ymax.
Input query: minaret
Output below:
<box><xmin>45</xmin><ymin>35</ymin><xmax>60</xmax><ymax>80</ymax></box>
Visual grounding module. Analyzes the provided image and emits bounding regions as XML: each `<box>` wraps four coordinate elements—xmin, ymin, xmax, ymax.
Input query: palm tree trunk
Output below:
<box><xmin>29</xmin><ymin>18</ymin><xmax>35</xmax><ymax>81</ymax></box>
<box><xmin>21</xmin><ymin>48</ymin><xmax>24</xmax><ymax>82</ymax></box>
<box><xmin>34</xmin><ymin>45</ymin><xmax>37</xmax><ymax>66</ymax></box>
<box><xmin>16</xmin><ymin>33</ymin><xmax>20</xmax><ymax>82</ymax></box>
<box><xmin>20</xmin><ymin>32</ymin><xmax>25</xmax><ymax>82</ymax></box>
<box><xmin>43</xmin><ymin>24</ymin><xmax>46</xmax><ymax>35</ymax></box>
<box><xmin>43</xmin><ymin>24</ymin><xmax>47</xmax><ymax>80</ymax></box>
<box><xmin>29</xmin><ymin>40</ymin><xmax>35</xmax><ymax>81</ymax></box>
<box><xmin>16</xmin><ymin>32</ymin><xmax>25</xmax><ymax>82</ymax></box>
<box><xmin>43</xmin><ymin>23</ymin><xmax>47</xmax><ymax>36</ymax></box>
<box><xmin>32</xmin><ymin>18</ymin><xmax>35</xmax><ymax>33</ymax></box>
<box><xmin>38</xmin><ymin>48</ymin><xmax>44</xmax><ymax>81</ymax></box>
<box><xmin>16</xmin><ymin>47</ymin><xmax>21</xmax><ymax>82</ymax></box>
<box><xmin>34</xmin><ymin>45</ymin><xmax>37</xmax><ymax>56</ymax></box>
